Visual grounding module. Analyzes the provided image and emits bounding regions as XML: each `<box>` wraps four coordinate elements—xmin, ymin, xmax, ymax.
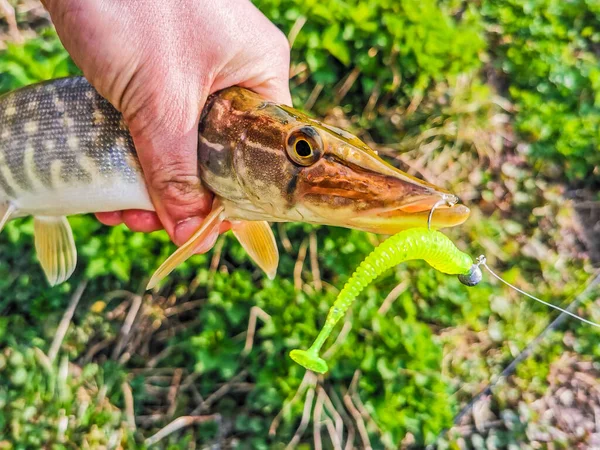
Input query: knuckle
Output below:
<box><xmin>146</xmin><ymin>161</ymin><xmax>207</xmax><ymax>217</ymax></box>
<box><xmin>269</xmin><ymin>31</ymin><xmax>291</xmax><ymax>75</ymax></box>
<box><xmin>148</xmin><ymin>161</ymin><xmax>200</xmax><ymax>201</ymax></box>
<box><xmin>124</xmin><ymin>80</ymin><xmax>199</xmax><ymax>143</ymax></box>
<box><xmin>123</xmin><ymin>93</ymin><xmax>160</xmax><ymax>139</ymax></box>
<box><xmin>51</xmin><ymin>2</ymin><xmax>84</xmax><ymax>24</ymax></box>
<box><xmin>269</xmin><ymin>28</ymin><xmax>291</xmax><ymax>60</ymax></box>
<box><xmin>273</xmin><ymin>26</ymin><xmax>290</xmax><ymax>48</ymax></box>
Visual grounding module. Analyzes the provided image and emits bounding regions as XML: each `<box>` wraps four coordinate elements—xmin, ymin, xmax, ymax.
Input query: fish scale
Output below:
<box><xmin>0</xmin><ymin>76</ymin><xmax>469</xmax><ymax>288</ymax></box>
<box><xmin>0</xmin><ymin>77</ymin><xmax>147</xmax><ymax>216</ymax></box>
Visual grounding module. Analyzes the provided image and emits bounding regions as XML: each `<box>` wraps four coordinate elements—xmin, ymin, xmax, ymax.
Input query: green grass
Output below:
<box><xmin>0</xmin><ymin>1</ymin><xmax>599</xmax><ymax>448</ymax></box>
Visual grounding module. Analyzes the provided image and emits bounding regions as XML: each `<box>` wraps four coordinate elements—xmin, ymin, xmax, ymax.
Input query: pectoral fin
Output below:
<box><xmin>147</xmin><ymin>202</ymin><xmax>225</xmax><ymax>290</ymax></box>
<box><xmin>34</xmin><ymin>216</ymin><xmax>77</xmax><ymax>286</ymax></box>
<box><xmin>0</xmin><ymin>202</ymin><xmax>15</xmax><ymax>233</ymax></box>
<box><xmin>231</xmin><ymin>221</ymin><xmax>279</xmax><ymax>280</ymax></box>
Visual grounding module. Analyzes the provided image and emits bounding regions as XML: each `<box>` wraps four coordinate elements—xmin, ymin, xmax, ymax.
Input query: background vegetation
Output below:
<box><xmin>1</xmin><ymin>0</ymin><xmax>599</xmax><ymax>448</ymax></box>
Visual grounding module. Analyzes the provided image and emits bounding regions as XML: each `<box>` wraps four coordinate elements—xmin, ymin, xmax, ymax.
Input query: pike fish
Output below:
<box><xmin>0</xmin><ymin>77</ymin><xmax>470</xmax><ymax>288</ymax></box>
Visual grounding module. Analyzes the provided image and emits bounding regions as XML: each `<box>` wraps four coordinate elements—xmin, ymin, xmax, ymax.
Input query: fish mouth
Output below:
<box><xmin>343</xmin><ymin>195</ymin><xmax>470</xmax><ymax>234</ymax></box>
<box><xmin>297</xmin><ymin>156</ymin><xmax>471</xmax><ymax>234</ymax></box>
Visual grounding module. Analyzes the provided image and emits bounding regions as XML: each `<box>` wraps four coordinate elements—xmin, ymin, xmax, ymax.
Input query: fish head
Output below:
<box><xmin>199</xmin><ymin>87</ymin><xmax>470</xmax><ymax>233</ymax></box>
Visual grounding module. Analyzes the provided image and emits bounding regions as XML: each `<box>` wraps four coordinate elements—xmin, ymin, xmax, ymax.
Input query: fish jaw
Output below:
<box><xmin>344</xmin><ymin>204</ymin><xmax>471</xmax><ymax>234</ymax></box>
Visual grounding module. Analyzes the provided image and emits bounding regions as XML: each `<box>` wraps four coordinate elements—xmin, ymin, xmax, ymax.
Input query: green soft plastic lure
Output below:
<box><xmin>289</xmin><ymin>227</ymin><xmax>482</xmax><ymax>374</ymax></box>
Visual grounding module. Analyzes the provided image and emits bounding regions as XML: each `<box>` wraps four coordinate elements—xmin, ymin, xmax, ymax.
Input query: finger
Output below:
<box><xmin>122</xmin><ymin>210</ymin><xmax>164</xmax><ymax>233</ymax></box>
<box><xmin>129</xmin><ymin>111</ymin><xmax>213</xmax><ymax>246</ymax></box>
<box><xmin>96</xmin><ymin>211</ymin><xmax>124</xmax><ymax>226</ymax></box>
<box><xmin>243</xmin><ymin>28</ymin><xmax>292</xmax><ymax>106</ymax></box>
<box><xmin>251</xmin><ymin>75</ymin><xmax>292</xmax><ymax>107</ymax></box>
<box><xmin>175</xmin><ymin>215</ymin><xmax>231</xmax><ymax>239</ymax></box>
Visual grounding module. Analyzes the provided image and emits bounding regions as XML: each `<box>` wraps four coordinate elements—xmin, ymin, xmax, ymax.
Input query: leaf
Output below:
<box><xmin>110</xmin><ymin>259</ymin><xmax>131</xmax><ymax>282</ymax></box>
<box><xmin>322</xmin><ymin>23</ymin><xmax>351</xmax><ymax>65</ymax></box>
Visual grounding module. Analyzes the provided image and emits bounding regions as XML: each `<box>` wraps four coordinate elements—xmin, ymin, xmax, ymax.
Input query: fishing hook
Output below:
<box><xmin>427</xmin><ymin>199</ymin><xmax>447</xmax><ymax>231</ymax></box>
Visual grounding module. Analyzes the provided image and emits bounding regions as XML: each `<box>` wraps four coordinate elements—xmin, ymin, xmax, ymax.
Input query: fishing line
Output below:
<box><xmin>431</xmin><ymin>271</ymin><xmax>600</xmax><ymax>448</ymax></box>
<box><xmin>472</xmin><ymin>255</ymin><xmax>600</xmax><ymax>329</ymax></box>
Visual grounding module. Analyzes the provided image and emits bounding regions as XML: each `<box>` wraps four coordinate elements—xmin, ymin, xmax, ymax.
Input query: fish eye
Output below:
<box><xmin>286</xmin><ymin>126</ymin><xmax>323</xmax><ymax>166</ymax></box>
<box><xmin>295</xmin><ymin>139</ymin><xmax>312</xmax><ymax>157</ymax></box>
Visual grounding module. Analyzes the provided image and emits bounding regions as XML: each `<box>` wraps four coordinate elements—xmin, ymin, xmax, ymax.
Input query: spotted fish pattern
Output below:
<box><xmin>0</xmin><ymin>77</ymin><xmax>151</xmax><ymax>217</ymax></box>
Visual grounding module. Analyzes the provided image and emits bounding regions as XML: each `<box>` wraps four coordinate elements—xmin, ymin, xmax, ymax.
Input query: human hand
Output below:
<box><xmin>42</xmin><ymin>0</ymin><xmax>291</xmax><ymax>245</ymax></box>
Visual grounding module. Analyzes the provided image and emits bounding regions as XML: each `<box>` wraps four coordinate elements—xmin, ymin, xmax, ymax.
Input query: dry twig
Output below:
<box><xmin>348</xmin><ymin>370</ymin><xmax>380</xmax><ymax>435</ymax></box>
<box><xmin>278</xmin><ymin>223</ymin><xmax>293</xmax><ymax>253</ymax></box>
<box><xmin>334</xmin><ymin>67</ymin><xmax>361</xmax><ymax>104</ymax></box>
<box><xmin>192</xmin><ymin>370</ymin><xmax>248</xmax><ymax>415</ymax></box>
<box><xmin>305</xmin><ymin>83</ymin><xmax>324</xmax><ymax>111</ymax></box>
<box><xmin>319</xmin><ymin>386</ymin><xmax>344</xmax><ymax>445</ymax></box>
<box><xmin>49</xmin><ymin>280</ymin><xmax>88</xmax><ymax>363</ymax></box>
<box><xmin>209</xmin><ymin>236</ymin><xmax>226</xmax><ymax>279</ymax></box>
<box><xmin>270</xmin><ymin>371</ymin><xmax>317</xmax><ymax>435</ymax></box>
<box><xmin>287</xmin><ymin>16</ymin><xmax>307</xmax><ymax>48</ymax></box>
<box><xmin>242</xmin><ymin>306</ymin><xmax>272</xmax><ymax>355</ymax></box>
<box><xmin>322</xmin><ymin>320</ymin><xmax>352</xmax><ymax>360</ymax></box>
<box><xmin>188</xmin><ymin>383</ymin><xmax>205</xmax><ymax>405</ymax></box>
<box><xmin>343</xmin><ymin>392</ymin><xmax>371</xmax><ymax>450</ymax></box>
<box><xmin>286</xmin><ymin>387</ymin><xmax>315</xmax><ymax>449</ymax></box>
<box><xmin>146</xmin><ymin>346</ymin><xmax>174</xmax><ymax>369</ymax></box>
<box><xmin>164</xmin><ymin>299</ymin><xmax>205</xmax><ymax>317</ymax></box>
<box><xmin>136</xmin><ymin>414</ymin><xmax>164</xmax><ymax>427</ymax></box>
<box><xmin>121</xmin><ymin>381</ymin><xmax>136</xmax><ymax>431</ymax></box>
<box><xmin>167</xmin><ymin>369</ymin><xmax>183</xmax><ymax>418</ymax></box>
<box><xmin>181</xmin><ymin>371</ymin><xmax>203</xmax><ymax>394</ymax></box>
<box><xmin>364</xmin><ymin>75</ymin><xmax>382</xmax><ymax>116</ymax></box>
<box><xmin>0</xmin><ymin>0</ymin><xmax>22</xmax><ymax>42</ymax></box>
<box><xmin>155</xmin><ymin>318</ymin><xmax>202</xmax><ymax>342</ymax></box>
<box><xmin>294</xmin><ymin>238</ymin><xmax>309</xmax><ymax>290</ymax></box>
<box><xmin>111</xmin><ymin>294</ymin><xmax>143</xmax><ymax>360</ymax></box>
<box><xmin>344</xmin><ymin>371</ymin><xmax>372</xmax><ymax>450</ymax></box>
<box><xmin>324</xmin><ymin>416</ymin><xmax>343</xmax><ymax>450</ymax></box>
<box><xmin>83</xmin><ymin>337</ymin><xmax>114</xmax><ymax>364</ymax></box>
<box><xmin>377</xmin><ymin>281</ymin><xmax>409</xmax><ymax>315</ymax></box>
<box><xmin>144</xmin><ymin>414</ymin><xmax>221</xmax><ymax>446</ymax></box>
<box><xmin>309</xmin><ymin>231</ymin><xmax>322</xmax><ymax>292</ymax></box>
<box><xmin>329</xmin><ymin>388</ymin><xmax>356</xmax><ymax>450</ymax></box>
<box><xmin>313</xmin><ymin>389</ymin><xmax>325</xmax><ymax>450</ymax></box>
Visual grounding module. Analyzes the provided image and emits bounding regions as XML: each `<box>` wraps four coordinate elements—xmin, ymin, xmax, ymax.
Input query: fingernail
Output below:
<box><xmin>174</xmin><ymin>216</ymin><xmax>204</xmax><ymax>246</ymax></box>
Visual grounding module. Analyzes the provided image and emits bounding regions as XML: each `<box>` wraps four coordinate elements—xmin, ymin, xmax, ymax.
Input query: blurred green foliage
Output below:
<box><xmin>255</xmin><ymin>0</ymin><xmax>484</xmax><ymax>105</ymax></box>
<box><xmin>0</xmin><ymin>28</ymin><xmax>79</xmax><ymax>91</ymax></box>
<box><xmin>482</xmin><ymin>0</ymin><xmax>600</xmax><ymax>183</ymax></box>
<box><xmin>0</xmin><ymin>347</ymin><xmax>133</xmax><ymax>448</ymax></box>
<box><xmin>0</xmin><ymin>0</ymin><xmax>598</xmax><ymax>448</ymax></box>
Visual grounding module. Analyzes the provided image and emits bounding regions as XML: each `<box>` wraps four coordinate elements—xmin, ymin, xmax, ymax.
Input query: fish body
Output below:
<box><xmin>0</xmin><ymin>77</ymin><xmax>152</xmax><ymax>218</ymax></box>
<box><xmin>0</xmin><ymin>77</ymin><xmax>470</xmax><ymax>286</ymax></box>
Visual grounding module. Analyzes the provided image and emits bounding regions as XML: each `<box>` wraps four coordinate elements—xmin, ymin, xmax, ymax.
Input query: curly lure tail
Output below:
<box><xmin>290</xmin><ymin>228</ymin><xmax>474</xmax><ymax>374</ymax></box>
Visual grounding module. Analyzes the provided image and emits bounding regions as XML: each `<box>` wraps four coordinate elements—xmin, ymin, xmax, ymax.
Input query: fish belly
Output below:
<box><xmin>0</xmin><ymin>77</ymin><xmax>153</xmax><ymax>217</ymax></box>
